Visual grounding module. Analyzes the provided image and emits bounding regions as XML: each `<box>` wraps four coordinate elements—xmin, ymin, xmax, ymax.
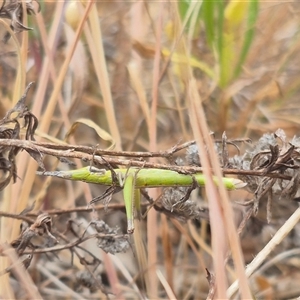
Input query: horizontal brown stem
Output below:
<box><xmin>0</xmin><ymin>139</ymin><xmax>292</xmax><ymax>181</ymax></box>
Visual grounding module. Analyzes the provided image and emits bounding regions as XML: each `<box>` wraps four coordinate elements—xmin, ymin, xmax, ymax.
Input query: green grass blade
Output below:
<box><xmin>201</xmin><ymin>0</ymin><xmax>215</xmax><ymax>48</ymax></box>
<box><xmin>178</xmin><ymin>0</ymin><xmax>201</xmax><ymax>33</ymax></box>
<box><xmin>216</xmin><ymin>1</ymin><xmax>226</xmax><ymax>87</ymax></box>
<box><xmin>178</xmin><ymin>0</ymin><xmax>189</xmax><ymax>22</ymax></box>
<box><xmin>233</xmin><ymin>0</ymin><xmax>259</xmax><ymax>78</ymax></box>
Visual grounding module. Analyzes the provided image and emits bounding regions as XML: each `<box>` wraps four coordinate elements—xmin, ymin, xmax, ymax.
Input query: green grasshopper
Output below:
<box><xmin>38</xmin><ymin>166</ymin><xmax>246</xmax><ymax>233</ymax></box>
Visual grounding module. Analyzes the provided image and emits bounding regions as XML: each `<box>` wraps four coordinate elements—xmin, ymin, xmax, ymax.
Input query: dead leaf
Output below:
<box><xmin>65</xmin><ymin>118</ymin><xmax>115</xmax><ymax>150</ymax></box>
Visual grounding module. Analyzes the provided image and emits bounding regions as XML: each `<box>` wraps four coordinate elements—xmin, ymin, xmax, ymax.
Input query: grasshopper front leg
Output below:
<box><xmin>122</xmin><ymin>169</ymin><xmax>142</xmax><ymax>234</ymax></box>
<box><xmin>123</xmin><ymin>172</ymin><xmax>135</xmax><ymax>233</ymax></box>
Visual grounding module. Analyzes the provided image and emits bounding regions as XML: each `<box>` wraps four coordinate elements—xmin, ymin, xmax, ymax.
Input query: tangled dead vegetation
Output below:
<box><xmin>0</xmin><ymin>0</ymin><xmax>39</xmax><ymax>42</ymax></box>
<box><xmin>1</xmin><ymin>84</ymin><xmax>300</xmax><ymax>297</ymax></box>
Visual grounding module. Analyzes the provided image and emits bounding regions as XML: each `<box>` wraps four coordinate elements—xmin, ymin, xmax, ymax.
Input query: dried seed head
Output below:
<box><xmin>161</xmin><ymin>187</ymin><xmax>208</xmax><ymax>221</ymax></box>
<box><xmin>90</xmin><ymin>221</ymin><xmax>130</xmax><ymax>254</ymax></box>
<box><xmin>76</xmin><ymin>270</ymin><xmax>101</xmax><ymax>293</ymax></box>
<box><xmin>186</xmin><ymin>144</ymin><xmax>201</xmax><ymax>166</ymax></box>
